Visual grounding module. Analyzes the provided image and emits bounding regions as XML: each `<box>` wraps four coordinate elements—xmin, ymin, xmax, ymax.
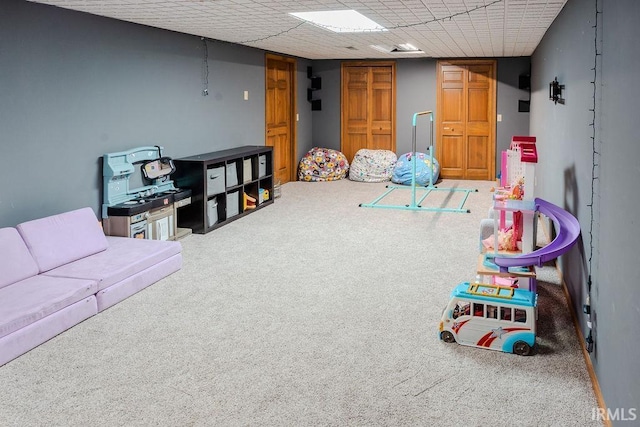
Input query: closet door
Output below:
<box><xmin>266</xmin><ymin>54</ymin><xmax>296</xmax><ymax>184</ymax></box>
<box><xmin>341</xmin><ymin>62</ymin><xmax>396</xmax><ymax>163</ymax></box>
<box><xmin>437</xmin><ymin>60</ymin><xmax>495</xmax><ymax>180</ymax></box>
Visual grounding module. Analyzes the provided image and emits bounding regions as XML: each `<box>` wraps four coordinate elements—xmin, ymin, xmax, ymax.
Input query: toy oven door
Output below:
<box><xmin>130</xmin><ymin>220</ymin><xmax>148</xmax><ymax>239</ymax></box>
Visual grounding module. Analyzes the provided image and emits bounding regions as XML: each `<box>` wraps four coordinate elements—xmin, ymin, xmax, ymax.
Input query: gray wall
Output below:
<box><xmin>598</xmin><ymin>0</ymin><xmax>640</xmax><ymax>416</ymax></box>
<box><xmin>312</xmin><ymin>58</ymin><xmax>528</xmax><ymax>172</ymax></box>
<box><xmin>308</xmin><ymin>60</ymin><xmax>342</xmax><ymax>150</ymax></box>
<box><xmin>395</xmin><ymin>59</ymin><xmax>438</xmax><ymax>155</ymax></box>
<box><xmin>531</xmin><ymin>0</ymin><xmax>640</xmax><ymax>418</ymax></box>
<box><xmin>496</xmin><ymin>57</ymin><xmax>531</xmax><ymax>160</ymax></box>
<box><xmin>0</xmin><ymin>0</ymin><xmax>312</xmax><ymax>227</ymax></box>
<box><xmin>295</xmin><ymin>58</ymin><xmax>314</xmax><ymax>163</ymax></box>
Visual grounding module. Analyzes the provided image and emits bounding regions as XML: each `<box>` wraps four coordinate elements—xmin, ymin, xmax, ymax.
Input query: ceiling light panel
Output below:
<box><xmin>290</xmin><ymin>10</ymin><xmax>387</xmax><ymax>33</ymax></box>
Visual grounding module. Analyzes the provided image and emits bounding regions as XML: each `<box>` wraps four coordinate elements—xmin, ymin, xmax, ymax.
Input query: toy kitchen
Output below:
<box><xmin>102</xmin><ymin>146</ymin><xmax>192</xmax><ymax>240</ymax></box>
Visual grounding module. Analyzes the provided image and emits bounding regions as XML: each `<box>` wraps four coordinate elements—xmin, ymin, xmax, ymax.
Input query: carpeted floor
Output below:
<box><xmin>0</xmin><ymin>179</ymin><xmax>601</xmax><ymax>426</ymax></box>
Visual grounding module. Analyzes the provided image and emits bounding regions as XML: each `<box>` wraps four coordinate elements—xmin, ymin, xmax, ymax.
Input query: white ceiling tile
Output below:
<box><xmin>26</xmin><ymin>0</ymin><xmax>568</xmax><ymax>59</ymax></box>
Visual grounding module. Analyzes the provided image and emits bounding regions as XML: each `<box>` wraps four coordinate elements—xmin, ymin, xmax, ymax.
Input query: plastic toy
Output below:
<box><xmin>440</xmin><ymin>198</ymin><xmax>580</xmax><ymax>355</ymax></box>
<box><xmin>493</xmin><ymin>198</ymin><xmax>580</xmax><ymax>272</ymax></box>
<box><xmin>243</xmin><ymin>193</ymin><xmax>256</xmax><ymax>210</ymax></box>
<box><xmin>439</xmin><ymin>282</ymin><xmax>537</xmax><ymax>356</ymax></box>
<box><xmin>359</xmin><ymin>110</ymin><xmax>477</xmax><ymax>213</ymax></box>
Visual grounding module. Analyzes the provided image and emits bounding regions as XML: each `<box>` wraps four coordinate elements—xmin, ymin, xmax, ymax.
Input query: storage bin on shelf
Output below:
<box><xmin>207</xmin><ymin>166</ymin><xmax>225</xmax><ymax>196</ymax></box>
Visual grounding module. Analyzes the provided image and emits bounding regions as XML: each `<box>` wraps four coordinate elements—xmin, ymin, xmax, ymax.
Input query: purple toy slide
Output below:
<box><xmin>493</xmin><ymin>198</ymin><xmax>580</xmax><ymax>272</ymax></box>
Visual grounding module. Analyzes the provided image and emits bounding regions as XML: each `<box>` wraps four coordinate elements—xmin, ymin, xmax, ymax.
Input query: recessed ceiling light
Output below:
<box><xmin>370</xmin><ymin>43</ymin><xmax>424</xmax><ymax>54</ymax></box>
<box><xmin>393</xmin><ymin>43</ymin><xmax>421</xmax><ymax>52</ymax></box>
<box><xmin>290</xmin><ymin>10</ymin><xmax>387</xmax><ymax>33</ymax></box>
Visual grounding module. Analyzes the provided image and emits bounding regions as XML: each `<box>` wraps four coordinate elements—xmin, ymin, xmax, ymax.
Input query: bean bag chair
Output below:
<box><xmin>298</xmin><ymin>147</ymin><xmax>349</xmax><ymax>182</ymax></box>
<box><xmin>391</xmin><ymin>152</ymin><xmax>440</xmax><ymax>186</ymax></box>
<box><xmin>348</xmin><ymin>149</ymin><xmax>397</xmax><ymax>183</ymax></box>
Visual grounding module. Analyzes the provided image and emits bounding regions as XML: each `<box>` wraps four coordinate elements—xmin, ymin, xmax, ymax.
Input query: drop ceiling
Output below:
<box><xmin>27</xmin><ymin>0</ymin><xmax>568</xmax><ymax>60</ymax></box>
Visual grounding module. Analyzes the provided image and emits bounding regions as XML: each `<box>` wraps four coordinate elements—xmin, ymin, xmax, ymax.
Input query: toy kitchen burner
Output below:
<box><xmin>102</xmin><ymin>146</ymin><xmax>192</xmax><ymax>240</ymax></box>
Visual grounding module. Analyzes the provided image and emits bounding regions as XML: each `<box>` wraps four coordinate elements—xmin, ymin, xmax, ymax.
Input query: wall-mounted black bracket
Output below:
<box><xmin>549</xmin><ymin>76</ymin><xmax>565</xmax><ymax>105</ymax></box>
<box><xmin>518</xmin><ymin>73</ymin><xmax>531</xmax><ymax>112</ymax></box>
<box><xmin>307</xmin><ymin>66</ymin><xmax>322</xmax><ymax>111</ymax></box>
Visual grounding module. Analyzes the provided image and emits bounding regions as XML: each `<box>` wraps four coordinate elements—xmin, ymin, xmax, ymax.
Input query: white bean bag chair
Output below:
<box><xmin>348</xmin><ymin>149</ymin><xmax>398</xmax><ymax>183</ymax></box>
<box><xmin>298</xmin><ymin>147</ymin><xmax>349</xmax><ymax>182</ymax></box>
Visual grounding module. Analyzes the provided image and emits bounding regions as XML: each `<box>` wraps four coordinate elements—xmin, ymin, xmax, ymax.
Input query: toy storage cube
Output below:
<box><xmin>206</xmin><ymin>166</ymin><xmax>225</xmax><ymax>196</ymax></box>
<box><xmin>207</xmin><ymin>198</ymin><xmax>218</xmax><ymax>226</ymax></box>
<box><xmin>243</xmin><ymin>158</ymin><xmax>252</xmax><ymax>183</ymax></box>
<box><xmin>258</xmin><ymin>155</ymin><xmax>267</xmax><ymax>178</ymax></box>
<box><xmin>226</xmin><ymin>191</ymin><xmax>240</xmax><ymax>217</ymax></box>
<box><xmin>226</xmin><ymin>162</ymin><xmax>238</xmax><ymax>187</ymax></box>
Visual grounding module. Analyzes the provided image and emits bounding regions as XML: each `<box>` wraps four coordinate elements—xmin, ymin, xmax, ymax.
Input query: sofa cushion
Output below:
<box><xmin>0</xmin><ymin>275</ymin><xmax>97</xmax><ymax>339</ymax></box>
<box><xmin>17</xmin><ymin>207</ymin><xmax>108</xmax><ymax>273</ymax></box>
<box><xmin>43</xmin><ymin>236</ymin><xmax>182</xmax><ymax>291</ymax></box>
<box><xmin>0</xmin><ymin>228</ymin><xmax>39</xmax><ymax>289</ymax></box>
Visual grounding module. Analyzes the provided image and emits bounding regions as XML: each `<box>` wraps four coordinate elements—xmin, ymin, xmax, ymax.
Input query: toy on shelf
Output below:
<box><xmin>483</xmin><ymin>175</ymin><xmax>526</xmax><ymax>253</ymax></box>
<box><xmin>476</xmin><ymin>251</ymin><xmax>537</xmax><ymax>291</ymax></box>
<box><xmin>243</xmin><ymin>193</ymin><xmax>256</xmax><ymax>210</ymax></box>
<box><xmin>494</xmin><ymin>176</ymin><xmax>524</xmax><ymax>202</ymax></box>
<box><xmin>492</xmin><ymin>136</ymin><xmax>538</xmax><ymax>255</ymax></box>
<box><xmin>482</xmin><ymin>197</ymin><xmax>580</xmax><ymax>295</ymax></box>
<box><xmin>259</xmin><ymin>188</ymin><xmax>269</xmax><ymax>203</ymax></box>
<box><xmin>482</xmin><ymin>227</ymin><xmax>517</xmax><ymax>251</ymax></box>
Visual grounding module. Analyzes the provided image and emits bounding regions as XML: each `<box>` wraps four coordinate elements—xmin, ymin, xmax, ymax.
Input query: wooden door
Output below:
<box><xmin>265</xmin><ymin>54</ymin><xmax>296</xmax><ymax>184</ymax></box>
<box><xmin>341</xmin><ymin>62</ymin><xmax>395</xmax><ymax>163</ymax></box>
<box><xmin>436</xmin><ymin>60</ymin><xmax>495</xmax><ymax>180</ymax></box>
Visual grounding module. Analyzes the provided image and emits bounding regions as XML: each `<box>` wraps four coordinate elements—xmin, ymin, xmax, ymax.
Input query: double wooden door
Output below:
<box><xmin>436</xmin><ymin>60</ymin><xmax>496</xmax><ymax>180</ymax></box>
<box><xmin>265</xmin><ymin>54</ymin><xmax>296</xmax><ymax>184</ymax></box>
<box><xmin>341</xmin><ymin>62</ymin><xmax>396</xmax><ymax>163</ymax></box>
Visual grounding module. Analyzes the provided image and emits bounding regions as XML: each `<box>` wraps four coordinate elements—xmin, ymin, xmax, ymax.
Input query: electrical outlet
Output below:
<box><xmin>243</xmin><ymin>90</ymin><xmax>249</xmax><ymax>100</ymax></box>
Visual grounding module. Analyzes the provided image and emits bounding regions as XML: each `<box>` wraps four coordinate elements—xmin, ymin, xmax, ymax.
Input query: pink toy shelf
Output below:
<box><xmin>519</xmin><ymin>142</ymin><xmax>538</xmax><ymax>164</ymax></box>
<box><xmin>510</xmin><ymin>135</ymin><xmax>536</xmax><ymax>149</ymax></box>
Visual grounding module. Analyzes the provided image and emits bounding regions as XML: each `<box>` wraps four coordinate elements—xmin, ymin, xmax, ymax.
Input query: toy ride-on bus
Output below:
<box><xmin>439</xmin><ymin>282</ymin><xmax>538</xmax><ymax>356</ymax></box>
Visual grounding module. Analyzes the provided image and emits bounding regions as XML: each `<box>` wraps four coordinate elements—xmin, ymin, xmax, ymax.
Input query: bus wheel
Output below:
<box><xmin>513</xmin><ymin>341</ymin><xmax>531</xmax><ymax>356</ymax></box>
<box><xmin>441</xmin><ymin>331</ymin><xmax>456</xmax><ymax>343</ymax></box>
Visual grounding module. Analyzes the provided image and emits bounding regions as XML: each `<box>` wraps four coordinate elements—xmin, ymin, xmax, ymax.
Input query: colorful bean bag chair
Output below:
<box><xmin>348</xmin><ymin>149</ymin><xmax>398</xmax><ymax>183</ymax></box>
<box><xmin>391</xmin><ymin>152</ymin><xmax>440</xmax><ymax>186</ymax></box>
<box><xmin>298</xmin><ymin>147</ymin><xmax>350</xmax><ymax>182</ymax></box>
